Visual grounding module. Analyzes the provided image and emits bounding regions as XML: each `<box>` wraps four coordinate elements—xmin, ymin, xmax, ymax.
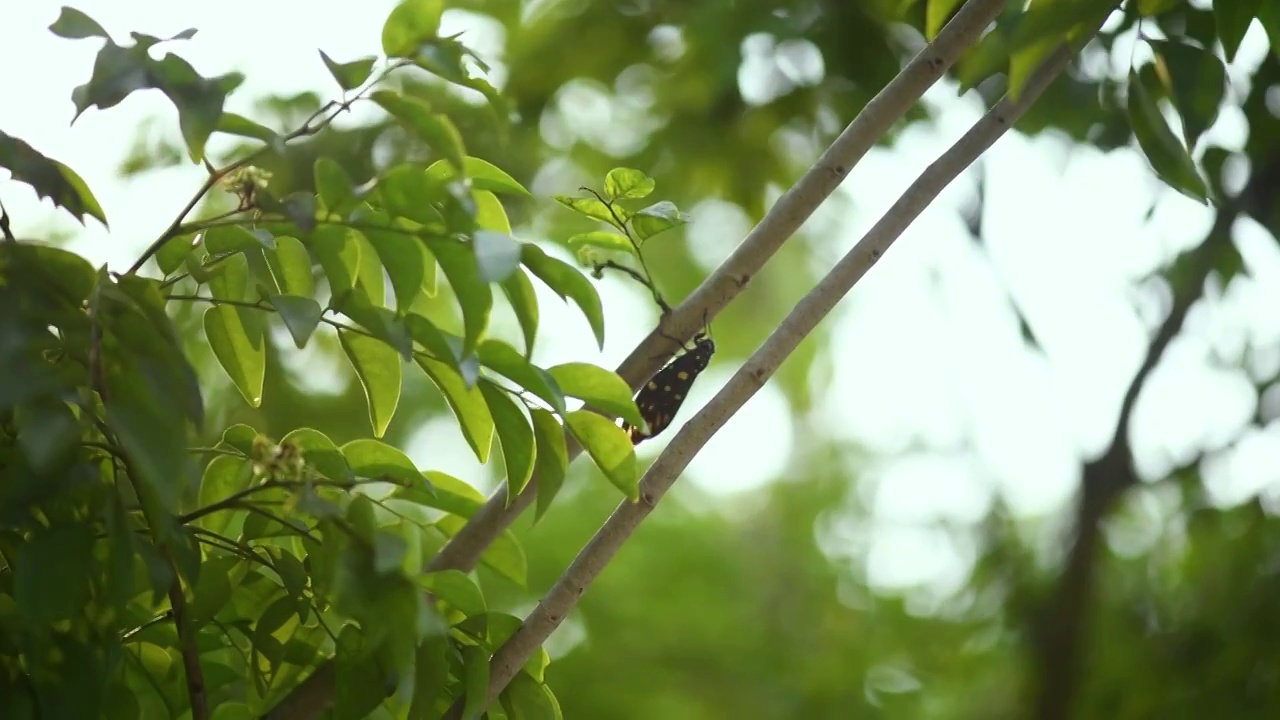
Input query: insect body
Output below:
<box><xmin>624</xmin><ymin>333</ymin><xmax>716</xmax><ymax>445</ymax></box>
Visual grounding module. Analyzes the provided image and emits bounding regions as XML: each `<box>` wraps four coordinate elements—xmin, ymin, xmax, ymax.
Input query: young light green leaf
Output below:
<box><xmin>477</xmin><ymin>380</ymin><xmax>536</xmax><ymax>503</ymax></box>
<box><xmin>460</xmin><ymin>644</ymin><xmax>490</xmax><ymax>720</ymax></box>
<box><xmin>925</xmin><ymin>0</ymin><xmax>966</xmax><ymax>40</ymax></box>
<box><xmin>267</xmin><ymin>235</ymin><xmax>315</xmax><ymax>297</ymax></box>
<box><xmin>155</xmin><ymin>234</ymin><xmax>198</xmax><ymax>276</ymax></box>
<box><xmin>426</xmin><ymin>237</ymin><xmax>491</xmax><ymax>355</ymax></box>
<box><xmin>474</xmin><ymin>189</ymin><xmax>512</xmax><ymax>233</ymax></box>
<box><xmin>425</xmin><ymin>156</ymin><xmax>532</xmax><ymax>197</ymax></box>
<box><xmin>1127</xmin><ymin>69</ymin><xmax>1211</xmax><ymax>203</ymax></box>
<box><xmin>381</xmin><ymin>0</ymin><xmax>445</xmax><ymax>57</ymax></box>
<box><xmin>339</xmin><ymin>330</ymin><xmax>403</xmax><ymax>437</ymax></box>
<box><xmin>363</xmin><ymin>223</ymin><xmax>431</xmax><ymax>312</ymax></box>
<box><xmin>530</xmin><ymin>408</ymin><xmax>568</xmax><ymax>523</ymax></box>
<box><xmin>521</xmin><ymin>244</ymin><xmax>604</xmax><ymax>349</ymax></box>
<box><xmin>195</xmin><ymin>455</ymin><xmax>255</xmax><ymax>535</ymax></box>
<box><xmin>554</xmin><ymin>195</ymin><xmax>627</xmax><ymax>229</ymax></box>
<box><xmin>204</xmin><ymin>304</ymin><xmax>266</xmax><ymax>407</ymax></box>
<box><xmin>319</xmin><ymin>50</ymin><xmax>377</xmax><ymax>91</ymax></box>
<box><xmin>419</xmin><ymin>570</ymin><xmax>486</xmax><ymax>617</ymax></box>
<box><xmin>564</xmin><ymin>410</ymin><xmax>639</xmax><ymax>501</ymax></box>
<box><xmin>477</xmin><ymin>340</ymin><xmax>565</xmax><ymax>413</ymax></box>
<box><xmin>630</xmin><ymin>201</ymin><xmax>689</xmax><ymax>241</ymax></box>
<box><xmin>307</xmin><ymin>225</ymin><xmax>362</xmax><ymax>297</ymax></box>
<box><xmin>371</xmin><ymin>91</ymin><xmax>466</xmax><ymax>172</ymax></box>
<box><xmin>353</xmin><ymin>231</ymin><xmax>385</xmax><ymax>307</ymax></box>
<box><xmin>603</xmin><ymin>167</ymin><xmax>655</xmax><ymax>201</ymax></box>
<box><xmin>268</xmin><ymin>294</ymin><xmax>323</xmax><ymax>349</ymax></box>
<box><xmin>546</xmin><ymin>362</ymin><xmax>643</xmax><ymax>427</ymax></box>
<box><xmin>281</xmin><ymin>427</ymin><xmax>351</xmax><ymax>481</ymax></box>
<box><xmin>565</xmin><ymin>230</ymin><xmax>636</xmax><ymax>256</ymax></box>
<box><xmin>500</xmin><ymin>268</ymin><xmax>539</xmax><ymax>357</ymax></box>
<box><xmin>417</xmin><ymin>356</ymin><xmax>495</xmax><ymax>462</ymax></box>
<box><xmin>341</xmin><ymin>438</ymin><xmax>423</xmax><ymax>487</ymax></box>
<box><xmin>503</xmin><ymin>673</ymin><xmax>561</xmax><ymax>720</ymax></box>
<box><xmin>474</xmin><ymin>230</ymin><xmax>522</xmax><ymax>283</ymax></box>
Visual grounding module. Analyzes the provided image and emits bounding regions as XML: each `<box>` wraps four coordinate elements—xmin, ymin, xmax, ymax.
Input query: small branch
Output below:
<box><xmin>466</xmin><ymin>29</ymin><xmax>1079</xmax><ymax>716</ymax></box>
<box><xmin>168</xmin><ymin>572</ymin><xmax>210</xmax><ymax>720</ymax></box>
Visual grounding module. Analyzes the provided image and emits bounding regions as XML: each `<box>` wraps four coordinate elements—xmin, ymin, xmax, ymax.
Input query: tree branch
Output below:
<box><xmin>1028</xmin><ymin>150</ymin><xmax>1280</xmax><ymax>720</ymax></box>
<box><xmin>265</xmin><ymin>2</ymin><xmax>1007</xmax><ymax>715</ymax></box>
<box><xmin>468</xmin><ymin>38</ymin><xmax>1080</xmax><ymax>715</ymax></box>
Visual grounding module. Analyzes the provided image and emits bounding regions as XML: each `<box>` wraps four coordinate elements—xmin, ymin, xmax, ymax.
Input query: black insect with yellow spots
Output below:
<box><xmin>623</xmin><ymin>331</ymin><xmax>716</xmax><ymax>445</ymax></box>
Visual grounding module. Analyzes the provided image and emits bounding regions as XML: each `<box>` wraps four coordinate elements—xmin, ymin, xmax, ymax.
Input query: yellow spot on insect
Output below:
<box><xmin>674</xmin><ymin>394</ymin><xmax>683</xmax><ymax>400</ymax></box>
<box><xmin>676</xmin><ymin>371</ymin><xmax>689</xmax><ymax>380</ymax></box>
<box><xmin>664</xmin><ymin>385</ymin><xmax>672</xmax><ymax>391</ymax></box>
<box><xmin>647</xmin><ymin>381</ymin><xmax>658</xmax><ymax>390</ymax></box>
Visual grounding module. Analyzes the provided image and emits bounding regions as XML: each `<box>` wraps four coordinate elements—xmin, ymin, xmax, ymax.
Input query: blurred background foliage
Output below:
<box><xmin>105</xmin><ymin>0</ymin><xmax>1280</xmax><ymax>716</ymax></box>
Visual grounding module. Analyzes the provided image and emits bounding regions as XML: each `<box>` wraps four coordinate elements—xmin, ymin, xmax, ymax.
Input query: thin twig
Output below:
<box><xmin>421</xmin><ymin>0</ymin><xmax>1008</xmax><ymax>580</ymax></box>
<box><xmin>467</xmin><ymin>33</ymin><xmax>1080</xmax><ymax>715</ymax></box>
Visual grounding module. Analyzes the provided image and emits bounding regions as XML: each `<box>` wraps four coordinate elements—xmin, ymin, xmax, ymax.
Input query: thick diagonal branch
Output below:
<box><xmin>470</xmin><ymin>40</ymin><xmax>1080</xmax><ymax>714</ymax></box>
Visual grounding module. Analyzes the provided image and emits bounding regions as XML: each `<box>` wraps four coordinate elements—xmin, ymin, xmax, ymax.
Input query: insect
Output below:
<box><xmin>623</xmin><ymin>331</ymin><xmax>716</xmax><ymax>445</ymax></box>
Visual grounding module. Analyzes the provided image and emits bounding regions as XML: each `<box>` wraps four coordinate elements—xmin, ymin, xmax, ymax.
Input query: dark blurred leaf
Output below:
<box><xmin>1215</xmin><ymin>0</ymin><xmax>1261</xmax><ymax>62</ymax></box>
<box><xmin>319</xmin><ymin>50</ymin><xmax>378</xmax><ymax>92</ymax></box>
<box><xmin>0</xmin><ymin>129</ymin><xmax>108</xmax><ymax>226</ymax></box>
<box><xmin>339</xmin><ymin>330</ymin><xmax>403</xmax><ymax>437</ymax></box>
<box><xmin>502</xmin><ymin>672</ymin><xmax>560</xmax><ymax>720</ymax></box>
<box><xmin>48</xmin><ymin>7</ymin><xmax>109</xmax><ymax>40</ymax></box>
<box><xmin>500</xmin><ymin>268</ymin><xmax>539</xmax><ymax>357</ymax></box>
<box><xmin>14</xmin><ymin>524</ymin><xmax>94</xmax><ymax>623</ymax></box>
<box><xmin>460</xmin><ymin>644</ymin><xmax>490</xmax><ymax>719</ymax></box>
<box><xmin>564</xmin><ymin>410</ymin><xmax>639</xmax><ymax>501</ymax></box>
<box><xmin>314</xmin><ymin>157</ymin><xmax>359</xmax><ymax>217</ymax></box>
<box><xmin>1127</xmin><ymin>68</ymin><xmax>1211</xmax><ymax>203</ymax></box>
<box><xmin>1149</xmin><ymin>39</ymin><xmax>1226</xmax><ymax>151</ymax></box>
<box><xmin>269</xmin><ymin>294</ymin><xmax>323</xmax><ymax>348</ymax></box>
<box><xmin>216</xmin><ymin>112</ymin><xmax>280</xmax><ymax>145</ymax></box>
<box><xmin>419</xmin><ymin>569</ymin><xmax>486</xmax><ymax>617</ymax></box>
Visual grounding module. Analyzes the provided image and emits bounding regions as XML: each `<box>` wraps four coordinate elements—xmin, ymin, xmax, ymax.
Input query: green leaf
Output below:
<box><xmin>603</xmin><ymin>167</ymin><xmax>655</xmax><ymax>201</ymax></box>
<box><xmin>15</xmin><ymin>524</ymin><xmax>95</xmax><ymax>623</ymax></box>
<box><xmin>477</xmin><ymin>340</ymin><xmax>565</xmax><ymax>413</ymax></box>
<box><xmin>382</xmin><ymin>0</ymin><xmax>445</xmax><ymax>57</ymax></box>
<box><xmin>474</xmin><ymin>231</ymin><xmax>522</xmax><ymax>283</ymax></box>
<box><xmin>630</xmin><ymin>201</ymin><xmax>689</xmax><ymax>241</ymax></box>
<box><xmin>339</xmin><ymin>330</ymin><xmax>403</xmax><ymax>437</ymax></box>
<box><xmin>419</xmin><ymin>570</ymin><xmax>486</xmax><ymax>617</ymax></box>
<box><xmin>282</xmin><ymin>427</ymin><xmax>351</xmax><ymax>481</ymax></box>
<box><xmin>354</xmin><ymin>231</ymin><xmax>386</xmax><ymax>307</ymax></box>
<box><xmin>566</xmin><ymin>230</ymin><xmax>636</xmax><ymax>256</ymax></box>
<box><xmin>374</xmin><ymin>165</ymin><xmax>447</xmax><ymax>229</ymax></box>
<box><xmin>500</xmin><ymin>269</ymin><xmax>540</xmax><ymax>357</ymax></box>
<box><xmin>425</xmin><ymin>156</ymin><xmax>532</xmax><ymax>197</ymax></box>
<box><xmin>530</xmin><ymin>409</ymin><xmax>568</xmax><ymax>523</ymax></box>
<box><xmin>204</xmin><ymin>304</ymin><xmax>267</xmax><ymax>407</ymax></box>
<box><xmin>1127</xmin><ymin>69</ymin><xmax>1211</xmax><ymax>203</ymax></box>
<box><xmin>341</xmin><ymin>439</ymin><xmax>422</xmax><ymax>487</ymax></box>
<box><xmin>436</xmin><ymin>515</ymin><xmax>527</xmax><ymax>586</ymax></box>
<box><xmin>319</xmin><ymin>50</ymin><xmax>377</xmax><ymax>91</ymax></box>
<box><xmin>220</xmin><ymin>424</ymin><xmax>258</xmax><ymax>456</ymax></box>
<box><xmin>189</xmin><ymin>555</ymin><xmax>236</xmax><ymax>627</ymax></box>
<box><xmin>371</xmin><ymin>91</ymin><xmax>466</xmax><ymax>172</ymax></box>
<box><xmin>216</xmin><ymin>112</ymin><xmax>280</xmax><ymax>145</ymax></box>
<box><xmin>503</xmin><ymin>673</ymin><xmax>561</xmax><ymax>720</ymax></box>
<box><xmin>335</xmin><ymin>293</ymin><xmax>413</xmax><ymax>358</ymax></box>
<box><xmin>460</xmin><ymin>644</ymin><xmax>490</xmax><ymax>720</ymax></box>
<box><xmin>546</xmin><ymin>362</ymin><xmax>643</xmax><ymax>426</ymax></box>
<box><xmin>268</xmin><ymin>235</ymin><xmax>316</xmax><ymax>297</ymax></box>
<box><xmin>474</xmin><ymin>189</ymin><xmax>512</xmax><ymax>234</ymax></box>
<box><xmin>1216</xmin><ymin>0</ymin><xmax>1261</xmax><ymax>63</ymax></box>
<box><xmin>269</xmin><ymin>294</ymin><xmax>323</xmax><ymax>348</ymax></box>
<box><xmin>0</xmin><ymin>129</ymin><xmax>107</xmax><ymax>226</ymax></box>
<box><xmin>205</xmin><ymin>225</ymin><xmax>272</xmax><ymax>255</ymax></box>
<box><xmin>417</xmin><ymin>356</ymin><xmax>495</xmax><ymax>463</ymax></box>
<box><xmin>13</xmin><ymin>398</ymin><xmax>78</xmax><ymax>473</ymax></box>
<box><xmin>364</xmin><ymin>221</ymin><xmax>431</xmax><ymax>311</ymax></box>
<box><xmin>49</xmin><ymin>7</ymin><xmax>109</xmax><ymax>39</ymax></box>
<box><xmin>314</xmin><ymin>157</ymin><xmax>359</xmax><ymax>217</ymax></box>
<box><xmin>565</xmin><ymin>410</ymin><xmax>639</xmax><ymax>501</ymax></box>
<box><xmin>1148</xmin><ymin>39</ymin><xmax>1227</xmax><ymax>152</ymax></box>
<box><xmin>195</xmin><ymin>454</ymin><xmax>255</xmax><ymax>535</ymax></box>
<box><xmin>391</xmin><ymin>470</ymin><xmax>485</xmax><ymax>518</ymax></box>
<box><xmin>478</xmin><ymin>380</ymin><xmax>536</xmax><ymax>503</ymax></box>
<box><xmin>554</xmin><ymin>195</ymin><xmax>626</xmax><ymax>229</ymax></box>
<box><xmin>925</xmin><ymin>0</ymin><xmax>966</xmax><ymax>40</ymax></box>
<box><xmin>156</xmin><ymin>233</ymin><xmax>197</xmax><ymax>276</ymax></box>
<box><xmin>307</xmin><ymin>225</ymin><xmax>362</xmax><ymax>298</ymax></box>
<box><xmin>520</xmin><ymin>244</ymin><xmax>604</xmax><ymax>349</ymax></box>
<box><xmin>1006</xmin><ymin>0</ymin><xmax>1117</xmax><ymax>54</ymax></box>
<box><xmin>427</xmin><ymin>237</ymin><xmax>491</xmax><ymax>355</ymax></box>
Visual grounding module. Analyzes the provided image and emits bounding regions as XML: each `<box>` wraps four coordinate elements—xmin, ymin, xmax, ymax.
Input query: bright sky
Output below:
<box><xmin>3</xmin><ymin>1</ymin><xmax>1277</xmax><ymax>595</ymax></box>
